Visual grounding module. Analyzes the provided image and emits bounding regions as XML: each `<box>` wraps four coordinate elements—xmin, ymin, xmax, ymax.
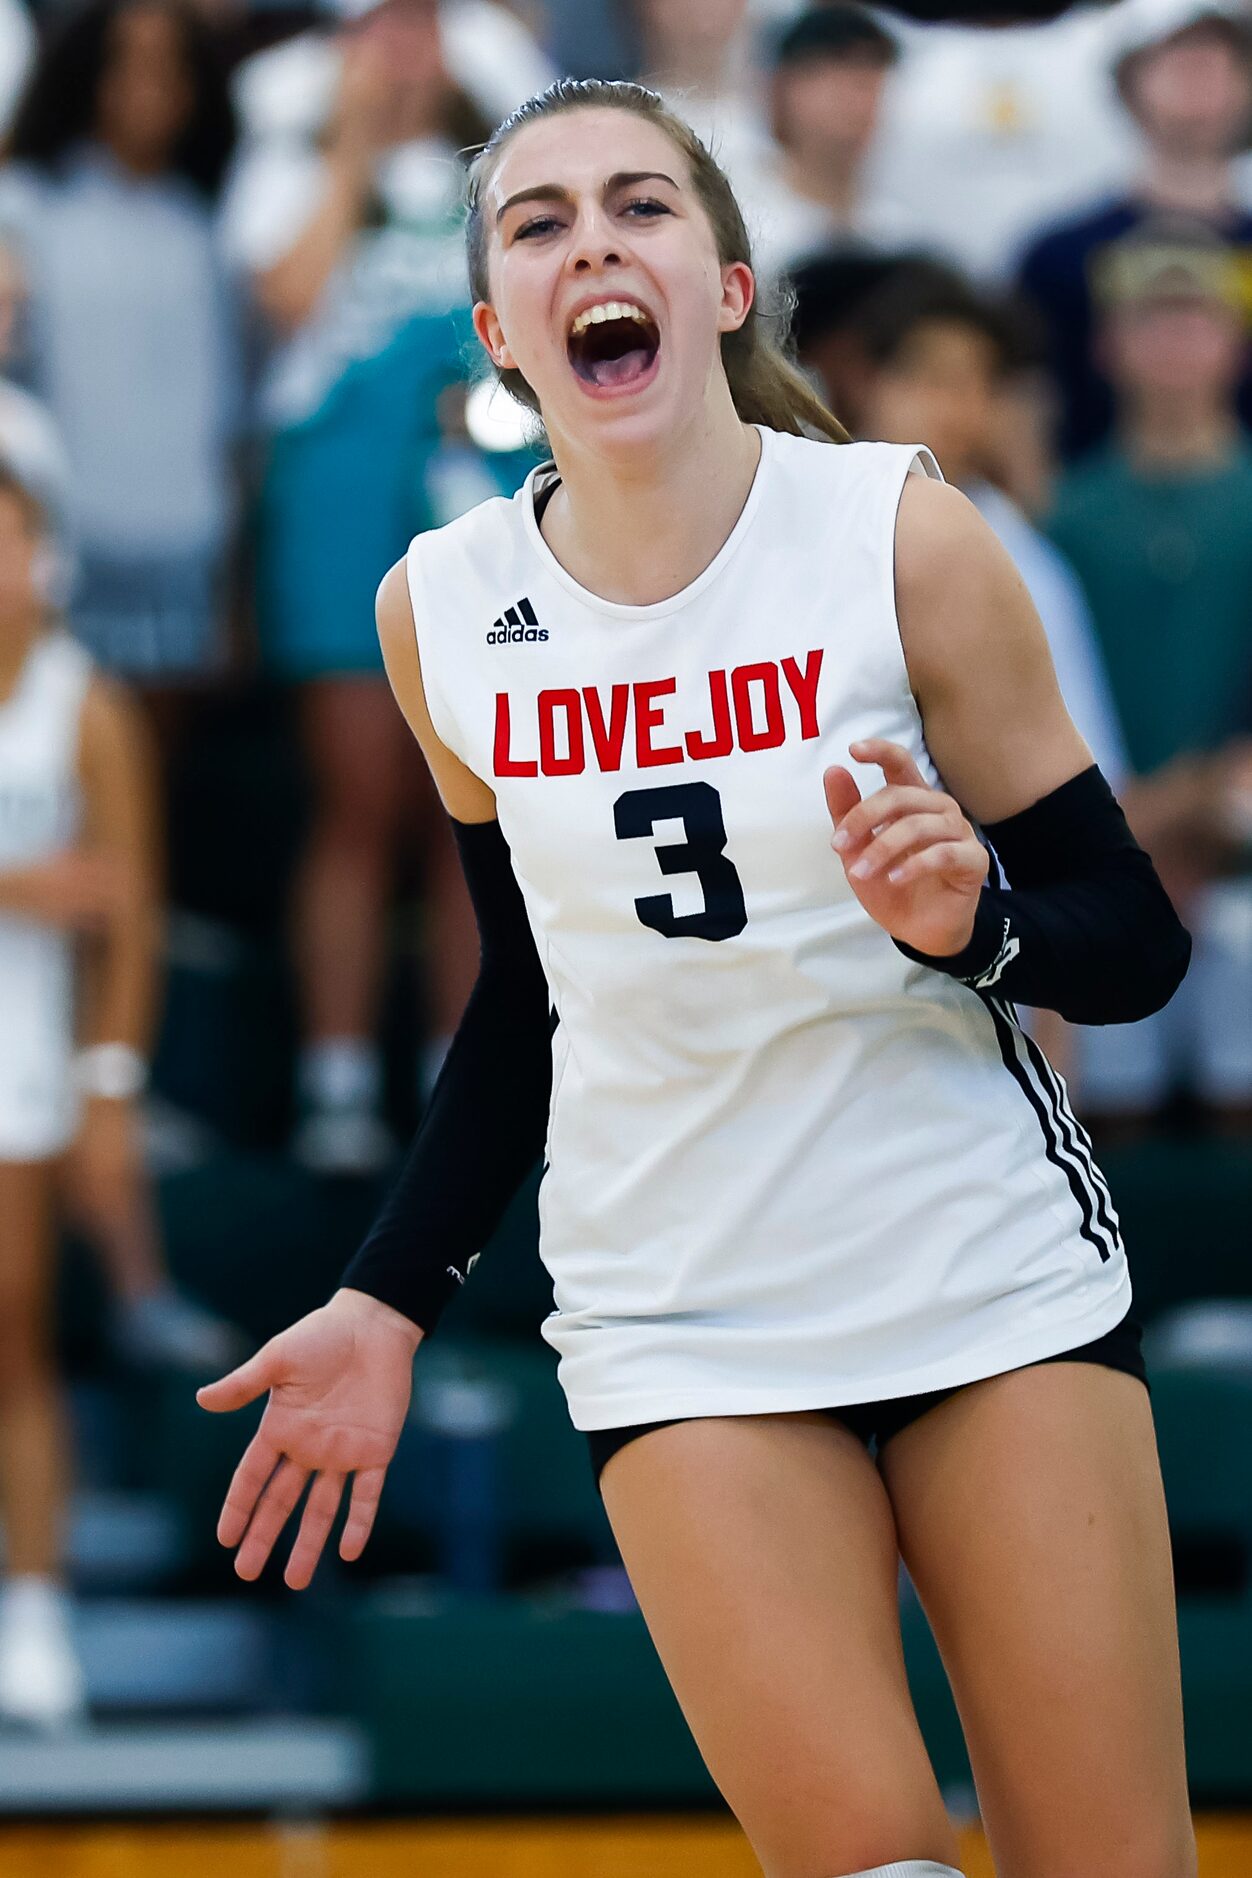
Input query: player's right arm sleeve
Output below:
<box><xmin>336</xmin><ymin>817</ymin><xmax>552</xmax><ymax>1336</ymax></box>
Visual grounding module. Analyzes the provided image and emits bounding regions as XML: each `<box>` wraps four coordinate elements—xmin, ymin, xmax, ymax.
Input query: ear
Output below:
<box><xmin>717</xmin><ymin>260</ymin><xmax>755</xmax><ymax>337</ymax></box>
<box><xmin>472</xmin><ymin>300</ymin><xmax>516</xmax><ymax>372</ymax></box>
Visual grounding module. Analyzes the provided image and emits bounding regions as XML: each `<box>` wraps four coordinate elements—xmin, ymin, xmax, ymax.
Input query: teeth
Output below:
<box><xmin>569</xmin><ymin>300</ymin><xmax>651</xmax><ymax>338</ymax></box>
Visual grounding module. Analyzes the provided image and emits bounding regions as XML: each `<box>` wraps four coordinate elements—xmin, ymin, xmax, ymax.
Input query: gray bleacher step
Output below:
<box><xmin>73</xmin><ymin>1490</ymin><xmax>188</xmax><ymax>1591</ymax></box>
<box><xmin>75</xmin><ymin>1599</ymin><xmax>277</xmax><ymax>1711</ymax></box>
<box><xmin>0</xmin><ymin>1717</ymin><xmax>369</xmax><ymax>1811</ymax></box>
<box><xmin>1</xmin><ymin>1491</ymin><xmax>189</xmax><ymax>1594</ymax></box>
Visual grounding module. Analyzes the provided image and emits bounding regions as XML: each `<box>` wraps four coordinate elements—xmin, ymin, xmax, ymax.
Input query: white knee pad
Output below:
<box><xmin>838</xmin><ymin>1864</ymin><xmax>965</xmax><ymax>1878</ymax></box>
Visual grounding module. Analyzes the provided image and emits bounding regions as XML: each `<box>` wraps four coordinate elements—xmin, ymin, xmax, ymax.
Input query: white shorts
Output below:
<box><xmin>1073</xmin><ymin>876</ymin><xmax>1252</xmax><ymax>1113</ymax></box>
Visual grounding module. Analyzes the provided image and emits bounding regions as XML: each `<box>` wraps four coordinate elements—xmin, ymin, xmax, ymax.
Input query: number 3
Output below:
<box><xmin>613</xmin><ymin>782</ymin><xmax>747</xmax><ymax>942</ymax></box>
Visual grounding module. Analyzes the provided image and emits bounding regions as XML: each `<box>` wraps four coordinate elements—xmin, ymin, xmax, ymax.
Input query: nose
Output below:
<box><xmin>568</xmin><ymin>201</ymin><xmax>624</xmax><ymax>275</ymax></box>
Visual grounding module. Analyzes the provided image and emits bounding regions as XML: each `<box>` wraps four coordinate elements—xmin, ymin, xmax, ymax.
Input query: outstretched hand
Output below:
<box><xmin>825</xmin><ymin>738</ymin><xmax>988</xmax><ymax>957</ymax></box>
<box><xmin>195</xmin><ymin>1290</ymin><xmax>422</xmax><ymax>1591</ymax></box>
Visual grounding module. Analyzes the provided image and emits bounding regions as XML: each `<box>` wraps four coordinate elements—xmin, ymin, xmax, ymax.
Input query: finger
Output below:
<box><xmin>284</xmin><ymin>1470</ymin><xmax>347</xmax><ymax>1591</ymax></box>
<box><xmin>844</xmin><ymin>811</ymin><xmax>967</xmax><ymax>880</ymax></box>
<box><xmin>849</xmin><ymin>738</ymin><xmax>929</xmax><ymax>790</ymax></box>
<box><xmin>885</xmin><ymin>840</ymin><xmax>989</xmax><ymax>889</ymax></box>
<box><xmin>833</xmin><ymin>785</ymin><xmax>947</xmax><ymax>852</ymax></box>
<box><xmin>339</xmin><ymin>1467</ymin><xmax>387</xmax><ymax>1563</ymax></box>
<box><xmin>217</xmin><ymin>1428</ymin><xmax>283</xmax><ymax>1548</ymax></box>
<box><xmin>196</xmin><ymin>1343</ymin><xmax>278</xmax><ymax>1415</ymax></box>
<box><xmin>234</xmin><ymin>1457</ymin><xmax>310</xmax><ymax>1582</ymax></box>
<box><xmin>823</xmin><ymin>765</ymin><xmax>861</xmax><ymax>831</ymax></box>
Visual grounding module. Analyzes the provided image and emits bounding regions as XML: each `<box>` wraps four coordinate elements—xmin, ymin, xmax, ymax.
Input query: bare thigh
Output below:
<box><xmin>599</xmin><ymin>1411</ymin><xmax>962</xmax><ymax>1878</ymax></box>
<box><xmin>0</xmin><ymin>1158</ymin><xmax>59</xmax><ymax>1357</ymax></box>
<box><xmin>877</xmin><ymin>1361</ymin><xmax>1196</xmax><ymax>1878</ymax></box>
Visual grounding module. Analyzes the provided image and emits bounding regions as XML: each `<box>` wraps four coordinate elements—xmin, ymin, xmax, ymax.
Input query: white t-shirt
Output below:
<box><xmin>408</xmin><ymin>428</ymin><xmax>1131</xmax><ymax>1429</ymax></box>
<box><xmin>867</xmin><ymin>6</ymin><xmax>1138</xmax><ymax>283</ymax></box>
<box><xmin>0</xmin><ymin>632</ymin><xmax>91</xmax><ymax>1160</ymax></box>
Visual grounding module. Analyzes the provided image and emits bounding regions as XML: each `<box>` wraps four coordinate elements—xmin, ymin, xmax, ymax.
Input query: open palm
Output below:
<box><xmin>196</xmin><ymin>1290</ymin><xmax>421</xmax><ymax>1590</ymax></box>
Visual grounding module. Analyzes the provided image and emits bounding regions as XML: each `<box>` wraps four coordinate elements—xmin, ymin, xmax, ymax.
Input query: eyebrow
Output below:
<box><xmin>495</xmin><ymin>171</ymin><xmax>680</xmax><ymax>224</ymax></box>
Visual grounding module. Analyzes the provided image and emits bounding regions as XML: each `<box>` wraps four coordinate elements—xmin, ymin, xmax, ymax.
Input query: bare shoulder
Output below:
<box><xmin>374</xmin><ymin>555</ymin><xmax>496</xmax><ymax>822</ymax></box>
<box><xmin>891</xmin><ymin>473</ymin><xmax>1092</xmax><ymax>821</ymax></box>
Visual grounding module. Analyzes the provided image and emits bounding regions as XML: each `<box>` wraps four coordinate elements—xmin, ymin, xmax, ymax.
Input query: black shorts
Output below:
<box><xmin>585</xmin><ymin>1309</ymin><xmax>1148</xmax><ymax>1494</ymax></box>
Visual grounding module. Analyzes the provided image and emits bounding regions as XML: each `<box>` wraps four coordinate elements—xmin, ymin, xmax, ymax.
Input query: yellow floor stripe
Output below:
<box><xmin>0</xmin><ymin>1816</ymin><xmax>1247</xmax><ymax>1876</ymax></box>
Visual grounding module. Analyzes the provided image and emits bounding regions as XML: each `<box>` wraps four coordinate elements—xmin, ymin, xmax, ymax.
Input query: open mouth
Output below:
<box><xmin>566</xmin><ymin>300</ymin><xmax>661</xmax><ymax>393</ymax></box>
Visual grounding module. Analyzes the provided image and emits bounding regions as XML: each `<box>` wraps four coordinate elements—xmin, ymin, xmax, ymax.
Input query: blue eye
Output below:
<box><xmin>623</xmin><ymin>198</ymin><xmax>669</xmax><ymax>218</ymax></box>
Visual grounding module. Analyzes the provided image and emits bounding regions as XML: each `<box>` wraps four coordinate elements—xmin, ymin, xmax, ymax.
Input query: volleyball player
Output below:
<box><xmin>0</xmin><ymin>465</ymin><xmax>239</xmax><ymax>1728</ymax></box>
<box><xmin>198</xmin><ymin>82</ymin><xmax>1197</xmax><ymax>1878</ymax></box>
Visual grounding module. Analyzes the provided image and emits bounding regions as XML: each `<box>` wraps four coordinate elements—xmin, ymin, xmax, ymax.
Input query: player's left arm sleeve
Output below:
<box><xmin>892</xmin><ymin>762</ymin><xmax>1192</xmax><ymax>1024</ymax></box>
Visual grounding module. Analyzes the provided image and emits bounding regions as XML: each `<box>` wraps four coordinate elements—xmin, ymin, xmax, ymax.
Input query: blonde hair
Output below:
<box><xmin>465</xmin><ymin>78</ymin><xmax>850</xmax><ymax>445</ymax></box>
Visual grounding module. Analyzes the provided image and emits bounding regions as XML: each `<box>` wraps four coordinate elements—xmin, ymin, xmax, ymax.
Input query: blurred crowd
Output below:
<box><xmin>1</xmin><ymin>0</ymin><xmax>1252</xmax><ymax>1726</ymax></box>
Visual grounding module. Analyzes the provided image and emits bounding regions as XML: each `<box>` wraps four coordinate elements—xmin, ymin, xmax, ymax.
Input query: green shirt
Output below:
<box><xmin>1047</xmin><ymin>444</ymin><xmax>1252</xmax><ymax>775</ymax></box>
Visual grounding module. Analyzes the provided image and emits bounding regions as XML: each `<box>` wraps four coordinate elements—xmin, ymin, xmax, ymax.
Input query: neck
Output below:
<box><xmin>0</xmin><ymin>616</ymin><xmax>42</xmax><ymax>701</ymax></box>
<box><xmin>541</xmin><ymin>395</ymin><xmax>762</xmax><ymax>606</ymax></box>
<box><xmin>1140</xmin><ymin>150</ymin><xmax>1233</xmax><ymax>218</ymax></box>
<box><xmin>101</xmin><ymin>139</ymin><xmax>167</xmax><ymax>180</ymax></box>
<box><xmin>783</xmin><ymin>150</ymin><xmax>860</xmax><ymax>221</ymax></box>
<box><xmin>1121</xmin><ymin>396</ymin><xmax>1236</xmax><ymax>471</ymax></box>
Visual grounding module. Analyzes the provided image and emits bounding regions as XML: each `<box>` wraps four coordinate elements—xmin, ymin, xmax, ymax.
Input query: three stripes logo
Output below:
<box><xmin>487</xmin><ymin>597</ymin><xmax>547</xmax><ymax>645</ymax></box>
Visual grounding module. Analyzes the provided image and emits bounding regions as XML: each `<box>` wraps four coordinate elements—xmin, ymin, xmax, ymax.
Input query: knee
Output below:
<box><xmin>757</xmin><ymin>1799</ymin><xmax>962</xmax><ymax>1878</ymax></box>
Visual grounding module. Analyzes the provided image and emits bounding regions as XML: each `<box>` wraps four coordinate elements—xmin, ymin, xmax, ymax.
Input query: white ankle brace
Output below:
<box><xmin>838</xmin><ymin>1864</ymin><xmax>965</xmax><ymax>1878</ymax></box>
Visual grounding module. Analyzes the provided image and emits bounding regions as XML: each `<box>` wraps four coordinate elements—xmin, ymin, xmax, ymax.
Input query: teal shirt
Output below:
<box><xmin>1046</xmin><ymin>444</ymin><xmax>1252</xmax><ymax>775</ymax></box>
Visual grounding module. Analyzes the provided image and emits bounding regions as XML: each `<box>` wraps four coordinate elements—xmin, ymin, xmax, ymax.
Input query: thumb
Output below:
<box><xmin>195</xmin><ymin>1342</ymin><xmax>278</xmax><ymax>1414</ymax></box>
<box><xmin>823</xmin><ymin>764</ymin><xmax>861</xmax><ymax>831</ymax></box>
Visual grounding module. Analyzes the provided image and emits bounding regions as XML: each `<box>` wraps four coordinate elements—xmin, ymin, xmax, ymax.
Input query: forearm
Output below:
<box><xmin>255</xmin><ymin>153</ymin><xmax>371</xmax><ymax>335</ymax></box>
<box><xmin>0</xmin><ymin>860</ymin><xmax>56</xmax><ymax>916</ymax></box>
<box><xmin>338</xmin><ymin>819</ymin><xmax>552</xmax><ymax>1335</ymax></box>
<box><xmin>895</xmin><ymin>766</ymin><xmax>1192</xmax><ymax>1025</ymax></box>
<box><xmin>77</xmin><ymin>901</ymin><xmax>164</xmax><ymax>1054</ymax></box>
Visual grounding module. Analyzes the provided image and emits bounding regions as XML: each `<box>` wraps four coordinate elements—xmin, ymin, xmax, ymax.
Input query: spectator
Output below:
<box><xmin>741</xmin><ymin>5</ymin><xmax>926</xmax><ymax>288</ymax></box>
<box><xmin>1047</xmin><ymin>226</ymin><xmax>1252</xmax><ymax>1131</ymax></box>
<box><xmin>231</xmin><ymin>0</ymin><xmax>555</xmax><ymax>152</ymax></box>
<box><xmin>854</xmin><ymin>265</ymin><xmax>1129</xmax><ymax>788</ymax></box>
<box><xmin>0</xmin><ymin>0</ymin><xmax>242</xmax><ymax>736</ymax></box>
<box><xmin>1016</xmin><ymin>0</ymin><xmax>1252</xmax><ymax>460</ymax></box>
<box><xmin>867</xmin><ymin>3</ymin><xmax>1135</xmax><ymax>285</ymax></box>
<box><xmin>0</xmin><ymin>465</ymin><xmax>242</xmax><ymax>1729</ymax></box>
<box><xmin>225</xmin><ymin>0</ymin><xmax>533</xmax><ymax>1174</ymax></box>
<box><xmin>787</xmin><ymin>248</ymin><xmax>925</xmax><ymax>435</ymax></box>
<box><xmin>0</xmin><ymin>245</ymin><xmax>72</xmax><ymax>568</ymax></box>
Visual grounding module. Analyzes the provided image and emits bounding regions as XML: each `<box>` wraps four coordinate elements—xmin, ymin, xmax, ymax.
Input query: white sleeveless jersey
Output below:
<box><xmin>412</xmin><ymin>427</ymin><xmax>1131</xmax><ymax>1430</ymax></box>
<box><xmin>0</xmin><ymin>631</ymin><xmax>92</xmax><ymax>1159</ymax></box>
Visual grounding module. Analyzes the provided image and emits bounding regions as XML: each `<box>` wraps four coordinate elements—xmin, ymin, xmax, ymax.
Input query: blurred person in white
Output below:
<box><xmin>0</xmin><ymin>0</ymin><xmax>242</xmax><ymax>763</ymax></box>
<box><xmin>229</xmin><ymin>0</ymin><xmax>554</xmax><ymax>156</ymax></box>
<box><xmin>1016</xmin><ymin>0</ymin><xmax>1252</xmax><ymax>461</ymax></box>
<box><xmin>1046</xmin><ymin>228</ymin><xmax>1252</xmax><ymax>1135</ymax></box>
<box><xmin>742</xmin><ymin>5</ymin><xmax>932</xmax><ymax>289</ymax></box>
<box><xmin>0</xmin><ymin>467</ymin><xmax>245</xmax><ymax>1730</ymax></box>
<box><xmin>224</xmin><ymin>0</ymin><xmax>537</xmax><ymax>1176</ymax></box>
<box><xmin>867</xmin><ymin>3</ymin><xmax>1136</xmax><ymax>285</ymax></box>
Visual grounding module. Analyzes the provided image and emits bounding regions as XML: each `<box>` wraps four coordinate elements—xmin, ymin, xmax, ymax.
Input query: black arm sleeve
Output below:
<box><xmin>892</xmin><ymin>764</ymin><xmax>1192</xmax><ymax>1025</ymax></box>
<box><xmin>337</xmin><ymin>817</ymin><xmax>552</xmax><ymax>1335</ymax></box>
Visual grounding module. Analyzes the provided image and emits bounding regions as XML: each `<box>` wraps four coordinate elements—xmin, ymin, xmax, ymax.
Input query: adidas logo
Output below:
<box><xmin>487</xmin><ymin>597</ymin><xmax>548</xmax><ymax>644</ymax></box>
